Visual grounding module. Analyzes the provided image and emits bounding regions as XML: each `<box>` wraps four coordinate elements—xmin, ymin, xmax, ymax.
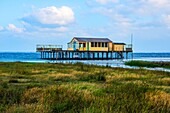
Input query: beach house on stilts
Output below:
<box><xmin>36</xmin><ymin>37</ymin><xmax>133</xmax><ymax>60</ymax></box>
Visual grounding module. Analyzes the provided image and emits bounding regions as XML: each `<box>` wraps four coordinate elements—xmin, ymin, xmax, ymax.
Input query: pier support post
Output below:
<box><xmin>68</xmin><ymin>52</ymin><xmax>70</xmax><ymax>59</ymax></box>
<box><xmin>126</xmin><ymin>52</ymin><xmax>128</xmax><ymax>59</ymax></box>
<box><xmin>52</xmin><ymin>52</ymin><xmax>54</xmax><ymax>59</ymax></box>
<box><xmin>132</xmin><ymin>52</ymin><xmax>133</xmax><ymax>60</ymax></box>
<box><xmin>97</xmin><ymin>52</ymin><xmax>99</xmax><ymax>59</ymax></box>
<box><xmin>40</xmin><ymin>52</ymin><xmax>42</xmax><ymax>59</ymax></box>
<box><xmin>111</xmin><ymin>52</ymin><xmax>113</xmax><ymax>59</ymax></box>
<box><xmin>106</xmin><ymin>52</ymin><xmax>108</xmax><ymax>59</ymax></box>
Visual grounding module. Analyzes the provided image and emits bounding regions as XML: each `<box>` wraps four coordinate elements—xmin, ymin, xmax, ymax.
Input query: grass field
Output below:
<box><xmin>125</xmin><ymin>60</ymin><xmax>170</xmax><ymax>69</ymax></box>
<box><xmin>0</xmin><ymin>62</ymin><xmax>170</xmax><ymax>112</ymax></box>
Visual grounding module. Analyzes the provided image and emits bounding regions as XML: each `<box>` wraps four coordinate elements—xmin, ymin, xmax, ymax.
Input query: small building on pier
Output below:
<box><xmin>36</xmin><ymin>37</ymin><xmax>133</xmax><ymax>60</ymax></box>
<box><xmin>67</xmin><ymin>37</ymin><xmax>126</xmax><ymax>52</ymax></box>
<box><xmin>113</xmin><ymin>43</ymin><xmax>126</xmax><ymax>51</ymax></box>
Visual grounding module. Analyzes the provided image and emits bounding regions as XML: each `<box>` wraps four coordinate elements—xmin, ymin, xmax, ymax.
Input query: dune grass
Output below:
<box><xmin>0</xmin><ymin>62</ymin><xmax>170</xmax><ymax>112</ymax></box>
<box><xmin>125</xmin><ymin>60</ymin><xmax>170</xmax><ymax>69</ymax></box>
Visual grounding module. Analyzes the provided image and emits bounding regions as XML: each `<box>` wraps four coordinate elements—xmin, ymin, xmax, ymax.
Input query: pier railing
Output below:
<box><xmin>36</xmin><ymin>45</ymin><xmax>63</xmax><ymax>52</ymax></box>
<box><xmin>125</xmin><ymin>44</ymin><xmax>133</xmax><ymax>52</ymax></box>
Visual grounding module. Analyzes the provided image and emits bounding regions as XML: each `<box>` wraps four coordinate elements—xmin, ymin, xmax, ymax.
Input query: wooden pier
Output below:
<box><xmin>36</xmin><ymin>37</ymin><xmax>133</xmax><ymax>60</ymax></box>
<box><xmin>36</xmin><ymin>45</ymin><xmax>133</xmax><ymax>60</ymax></box>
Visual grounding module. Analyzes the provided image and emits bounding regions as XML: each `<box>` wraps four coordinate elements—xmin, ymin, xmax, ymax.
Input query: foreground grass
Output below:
<box><xmin>0</xmin><ymin>62</ymin><xmax>170</xmax><ymax>113</ymax></box>
<box><xmin>125</xmin><ymin>60</ymin><xmax>170</xmax><ymax>69</ymax></box>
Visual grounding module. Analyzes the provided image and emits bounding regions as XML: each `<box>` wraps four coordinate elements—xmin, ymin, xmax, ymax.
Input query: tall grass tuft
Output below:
<box><xmin>77</xmin><ymin>71</ymin><xmax>106</xmax><ymax>82</ymax></box>
<box><xmin>43</xmin><ymin>86</ymin><xmax>91</xmax><ymax>112</ymax></box>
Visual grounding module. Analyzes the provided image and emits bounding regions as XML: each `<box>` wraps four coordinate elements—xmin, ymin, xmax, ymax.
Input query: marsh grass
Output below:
<box><xmin>125</xmin><ymin>60</ymin><xmax>170</xmax><ymax>69</ymax></box>
<box><xmin>77</xmin><ymin>71</ymin><xmax>106</xmax><ymax>82</ymax></box>
<box><xmin>0</xmin><ymin>62</ymin><xmax>170</xmax><ymax>112</ymax></box>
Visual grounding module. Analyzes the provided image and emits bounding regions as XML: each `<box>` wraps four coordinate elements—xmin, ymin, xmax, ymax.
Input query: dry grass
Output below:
<box><xmin>0</xmin><ymin>62</ymin><xmax>170</xmax><ymax>112</ymax></box>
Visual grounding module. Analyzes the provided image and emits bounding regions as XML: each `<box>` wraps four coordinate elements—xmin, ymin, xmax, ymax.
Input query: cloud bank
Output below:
<box><xmin>96</xmin><ymin>0</ymin><xmax>118</xmax><ymax>4</ymax></box>
<box><xmin>22</xmin><ymin>6</ymin><xmax>75</xmax><ymax>27</ymax></box>
<box><xmin>91</xmin><ymin>0</ymin><xmax>170</xmax><ymax>29</ymax></box>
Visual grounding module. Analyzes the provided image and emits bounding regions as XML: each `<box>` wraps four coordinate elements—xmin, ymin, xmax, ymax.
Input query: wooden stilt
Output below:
<box><xmin>38</xmin><ymin>50</ymin><xmax>132</xmax><ymax>60</ymax></box>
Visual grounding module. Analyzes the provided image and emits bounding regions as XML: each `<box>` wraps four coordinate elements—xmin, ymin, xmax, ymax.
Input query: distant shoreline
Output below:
<box><xmin>125</xmin><ymin>60</ymin><xmax>170</xmax><ymax>68</ymax></box>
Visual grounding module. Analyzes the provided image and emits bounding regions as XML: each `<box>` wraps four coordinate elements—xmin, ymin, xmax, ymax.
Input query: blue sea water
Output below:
<box><xmin>0</xmin><ymin>52</ymin><xmax>170</xmax><ymax>72</ymax></box>
<box><xmin>133</xmin><ymin>53</ymin><xmax>170</xmax><ymax>61</ymax></box>
<box><xmin>0</xmin><ymin>52</ymin><xmax>42</xmax><ymax>62</ymax></box>
<box><xmin>0</xmin><ymin>52</ymin><xmax>170</xmax><ymax>62</ymax></box>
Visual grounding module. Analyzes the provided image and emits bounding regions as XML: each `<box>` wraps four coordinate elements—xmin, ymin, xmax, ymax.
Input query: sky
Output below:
<box><xmin>0</xmin><ymin>0</ymin><xmax>170</xmax><ymax>52</ymax></box>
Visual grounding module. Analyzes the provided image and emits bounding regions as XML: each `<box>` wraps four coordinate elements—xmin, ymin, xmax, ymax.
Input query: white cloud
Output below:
<box><xmin>163</xmin><ymin>15</ymin><xmax>170</xmax><ymax>28</ymax></box>
<box><xmin>92</xmin><ymin>0</ymin><xmax>170</xmax><ymax>29</ymax></box>
<box><xmin>136</xmin><ymin>0</ymin><xmax>170</xmax><ymax>15</ymax></box>
<box><xmin>96</xmin><ymin>0</ymin><xmax>118</xmax><ymax>4</ymax></box>
<box><xmin>23</xmin><ymin>6</ymin><xmax>75</xmax><ymax>26</ymax></box>
<box><xmin>7</xmin><ymin>24</ymin><xmax>25</xmax><ymax>33</ymax></box>
<box><xmin>147</xmin><ymin>0</ymin><xmax>170</xmax><ymax>8</ymax></box>
<box><xmin>38</xmin><ymin>26</ymin><xmax>68</xmax><ymax>32</ymax></box>
<box><xmin>0</xmin><ymin>26</ymin><xmax>4</xmax><ymax>31</ymax></box>
<box><xmin>94</xmin><ymin>7</ymin><xmax>133</xmax><ymax>28</ymax></box>
<box><xmin>111</xmin><ymin>13</ymin><xmax>133</xmax><ymax>28</ymax></box>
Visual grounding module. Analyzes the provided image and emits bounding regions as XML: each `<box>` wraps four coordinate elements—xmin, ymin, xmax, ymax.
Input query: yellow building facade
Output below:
<box><xmin>67</xmin><ymin>37</ymin><xmax>126</xmax><ymax>52</ymax></box>
<box><xmin>112</xmin><ymin>43</ymin><xmax>126</xmax><ymax>51</ymax></box>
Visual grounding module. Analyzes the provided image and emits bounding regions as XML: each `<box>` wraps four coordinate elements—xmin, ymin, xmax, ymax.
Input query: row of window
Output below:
<box><xmin>68</xmin><ymin>42</ymin><xmax>108</xmax><ymax>48</ymax></box>
<box><xmin>79</xmin><ymin>42</ymin><xmax>108</xmax><ymax>48</ymax></box>
<box><xmin>91</xmin><ymin>42</ymin><xmax>108</xmax><ymax>47</ymax></box>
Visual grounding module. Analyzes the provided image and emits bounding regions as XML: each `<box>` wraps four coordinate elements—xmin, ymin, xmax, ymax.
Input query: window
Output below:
<box><xmin>83</xmin><ymin>43</ymin><xmax>86</xmax><ymax>47</ymax></box>
<box><xmin>102</xmin><ymin>42</ymin><xmax>104</xmax><ymax>47</ymax></box>
<box><xmin>68</xmin><ymin>43</ymin><xmax>72</xmax><ymax>48</ymax></box>
<box><xmin>98</xmin><ymin>42</ymin><xmax>101</xmax><ymax>47</ymax></box>
<box><xmin>79</xmin><ymin>43</ymin><xmax>82</xmax><ymax>47</ymax></box>
<box><xmin>105</xmin><ymin>42</ymin><xmax>108</xmax><ymax>47</ymax></box>
<box><xmin>91</xmin><ymin>42</ymin><xmax>94</xmax><ymax>47</ymax></box>
<box><xmin>95</xmin><ymin>42</ymin><xmax>98</xmax><ymax>47</ymax></box>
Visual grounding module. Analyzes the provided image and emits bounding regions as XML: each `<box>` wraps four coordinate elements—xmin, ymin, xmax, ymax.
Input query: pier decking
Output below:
<box><xmin>36</xmin><ymin>45</ymin><xmax>133</xmax><ymax>60</ymax></box>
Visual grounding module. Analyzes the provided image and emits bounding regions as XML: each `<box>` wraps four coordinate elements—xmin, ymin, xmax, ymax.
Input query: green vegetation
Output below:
<box><xmin>125</xmin><ymin>60</ymin><xmax>170</xmax><ymax>69</ymax></box>
<box><xmin>0</xmin><ymin>62</ymin><xmax>170</xmax><ymax>112</ymax></box>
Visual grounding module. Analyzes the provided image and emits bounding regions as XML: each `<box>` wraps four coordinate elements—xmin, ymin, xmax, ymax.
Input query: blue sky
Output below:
<box><xmin>0</xmin><ymin>0</ymin><xmax>170</xmax><ymax>52</ymax></box>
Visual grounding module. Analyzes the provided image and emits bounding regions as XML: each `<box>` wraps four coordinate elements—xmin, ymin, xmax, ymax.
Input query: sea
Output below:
<box><xmin>0</xmin><ymin>52</ymin><xmax>170</xmax><ymax>72</ymax></box>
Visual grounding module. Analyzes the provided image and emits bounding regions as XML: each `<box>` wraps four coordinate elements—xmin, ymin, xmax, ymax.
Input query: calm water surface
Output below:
<box><xmin>0</xmin><ymin>52</ymin><xmax>170</xmax><ymax>72</ymax></box>
<box><xmin>0</xmin><ymin>52</ymin><xmax>170</xmax><ymax>62</ymax></box>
